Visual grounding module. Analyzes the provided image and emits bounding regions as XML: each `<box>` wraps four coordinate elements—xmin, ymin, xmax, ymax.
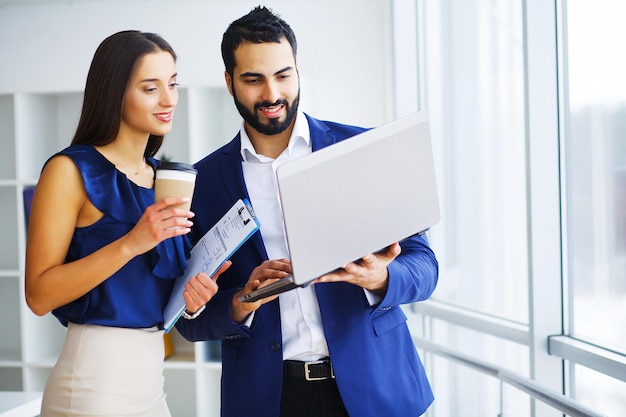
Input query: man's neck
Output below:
<box><xmin>245</xmin><ymin>125</ymin><xmax>293</xmax><ymax>159</ymax></box>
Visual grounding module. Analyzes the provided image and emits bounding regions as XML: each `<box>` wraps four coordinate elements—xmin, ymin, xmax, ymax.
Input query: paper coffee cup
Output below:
<box><xmin>154</xmin><ymin>161</ymin><xmax>198</xmax><ymax>211</ymax></box>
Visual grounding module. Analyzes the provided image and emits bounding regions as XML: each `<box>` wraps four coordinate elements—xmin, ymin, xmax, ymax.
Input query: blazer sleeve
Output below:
<box><xmin>375</xmin><ymin>233</ymin><xmax>438</xmax><ymax>311</ymax></box>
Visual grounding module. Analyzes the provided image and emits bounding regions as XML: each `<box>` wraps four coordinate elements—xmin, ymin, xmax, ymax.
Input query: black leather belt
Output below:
<box><xmin>283</xmin><ymin>359</ymin><xmax>335</xmax><ymax>381</ymax></box>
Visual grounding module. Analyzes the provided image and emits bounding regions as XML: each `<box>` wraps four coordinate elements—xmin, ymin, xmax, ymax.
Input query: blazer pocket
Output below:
<box><xmin>372</xmin><ymin>306</ymin><xmax>408</xmax><ymax>336</ymax></box>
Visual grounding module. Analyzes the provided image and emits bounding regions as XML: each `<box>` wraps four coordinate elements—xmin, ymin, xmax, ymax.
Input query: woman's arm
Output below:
<box><xmin>25</xmin><ymin>155</ymin><xmax>193</xmax><ymax>316</ymax></box>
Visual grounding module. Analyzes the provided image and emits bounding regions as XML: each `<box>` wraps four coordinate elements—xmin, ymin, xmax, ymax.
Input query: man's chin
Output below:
<box><xmin>250</xmin><ymin>119</ymin><xmax>289</xmax><ymax>136</ymax></box>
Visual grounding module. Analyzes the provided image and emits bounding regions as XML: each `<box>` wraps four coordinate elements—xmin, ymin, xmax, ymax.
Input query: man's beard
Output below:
<box><xmin>233</xmin><ymin>87</ymin><xmax>300</xmax><ymax>136</ymax></box>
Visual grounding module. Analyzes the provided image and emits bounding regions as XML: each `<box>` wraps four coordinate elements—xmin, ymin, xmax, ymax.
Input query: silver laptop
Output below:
<box><xmin>239</xmin><ymin>110</ymin><xmax>440</xmax><ymax>302</ymax></box>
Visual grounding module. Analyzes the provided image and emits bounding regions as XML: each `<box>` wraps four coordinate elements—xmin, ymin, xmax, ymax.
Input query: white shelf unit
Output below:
<box><xmin>0</xmin><ymin>87</ymin><xmax>241</xmax><ymax>417</ymax></box>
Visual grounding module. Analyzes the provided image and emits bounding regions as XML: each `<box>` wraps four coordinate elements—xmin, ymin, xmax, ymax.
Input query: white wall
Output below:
<box><xmin>0</xmin><ymin>0</ymin><xmax>394</xmax><ymax>127</ymax></box>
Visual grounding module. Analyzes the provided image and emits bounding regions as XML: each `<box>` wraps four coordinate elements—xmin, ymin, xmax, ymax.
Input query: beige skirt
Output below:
<box><xmin>41</xmin><ymin>323</ymin><xmax>171</xmax><ymax>417</ymax></box>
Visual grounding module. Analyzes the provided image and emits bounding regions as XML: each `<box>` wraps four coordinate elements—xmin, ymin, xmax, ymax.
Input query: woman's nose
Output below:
<box><xmin>161</xmin><ymin>87</ymin><xmax>178</xmax><ymax>107</ymax></box>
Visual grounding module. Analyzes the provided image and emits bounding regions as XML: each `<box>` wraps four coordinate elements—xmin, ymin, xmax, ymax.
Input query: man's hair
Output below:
<box><xmin>221</xmin><ymin>5</ymin><xmax>298</xmax><ymax>76</ymax></box>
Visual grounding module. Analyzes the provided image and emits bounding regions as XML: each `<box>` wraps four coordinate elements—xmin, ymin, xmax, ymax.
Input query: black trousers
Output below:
<box><xmin>279</xmin><ymin>372</ymin><xmax>349</xmax><ymax>417</ymax></box>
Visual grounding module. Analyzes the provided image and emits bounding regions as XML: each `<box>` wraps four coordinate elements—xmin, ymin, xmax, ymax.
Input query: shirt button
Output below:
<box><xmin>270</xmin><ymin>341</ymin><xmax>281</xmax><ymax>351</ymax></box>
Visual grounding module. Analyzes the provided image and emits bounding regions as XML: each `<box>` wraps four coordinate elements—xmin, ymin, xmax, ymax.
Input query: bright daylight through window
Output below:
<box><xmin>563</xmin><ymin>1</ymin><xmax>626</xmax><ymax>413</ymax></box>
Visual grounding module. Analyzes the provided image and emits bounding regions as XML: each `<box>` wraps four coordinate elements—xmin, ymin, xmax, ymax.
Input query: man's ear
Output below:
<box><xmin>224</xmin><ymin>71</ymin><xmax>234</xmax><ymax>96</ymax></box>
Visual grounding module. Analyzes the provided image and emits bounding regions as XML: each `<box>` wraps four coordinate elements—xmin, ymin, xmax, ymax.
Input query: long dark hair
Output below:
<box><xmin>71</xmin><ymin>30</ymin><xmax>177</xmax><ymax>158</ymax></box>
<box><xmin>221</xmin><ymin>6</ymin><xmax>297</xmax><ymax>77</ymax></box>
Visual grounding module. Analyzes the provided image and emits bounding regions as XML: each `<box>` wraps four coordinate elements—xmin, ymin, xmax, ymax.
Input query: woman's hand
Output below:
<box><xmin>183</xmin><ymin>260</ymin><xmax>231</xmax><ymax>314</ymax></box>
<box><xmin>122</xmin><ymin>197</ymin><xmax>194</xmax><ymax>257</ymax></box>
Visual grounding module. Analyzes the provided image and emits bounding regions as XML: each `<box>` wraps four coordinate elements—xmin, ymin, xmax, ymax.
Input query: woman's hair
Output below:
<box><xmin>221</xmin><ymin>6</ymin><xmax>297</xmax><ymax>77</ymax></box>
<box><xmin>71</xmin><ymin>30</ymin><xmax>177</xmax><ymax>158</ymax></box>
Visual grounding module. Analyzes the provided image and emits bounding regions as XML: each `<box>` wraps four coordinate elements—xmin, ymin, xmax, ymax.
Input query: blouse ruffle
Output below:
<box><xmin>58</xmin><ymin>144</ymin><xmax>190</xmax><ymax>279</ymax></box>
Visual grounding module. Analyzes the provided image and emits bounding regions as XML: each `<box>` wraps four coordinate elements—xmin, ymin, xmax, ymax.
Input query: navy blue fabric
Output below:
<box><xmin>50</xmin><ymin>144</ymin><xmax>190</xmax><ymax>329</ymax></box>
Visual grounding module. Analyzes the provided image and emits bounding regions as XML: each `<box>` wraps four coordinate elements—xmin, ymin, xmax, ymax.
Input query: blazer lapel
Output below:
<box><xmin>305</xmin><ymin>113</ymin><xmax>337</xmax><ymax>151</ymax></box>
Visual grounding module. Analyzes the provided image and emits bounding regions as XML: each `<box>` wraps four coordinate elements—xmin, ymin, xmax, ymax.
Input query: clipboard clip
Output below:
<box><xmin>238</xmin><ymin>201</ymin><xmax>256</xmax><ymax>226</ymax></box>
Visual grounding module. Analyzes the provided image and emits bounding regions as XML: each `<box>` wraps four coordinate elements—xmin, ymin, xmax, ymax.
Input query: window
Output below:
<box><xmin>563</xmin><ymin>0</ymin><xmax>626</xmax><ymax>355</ymax></box>
<box><xmin>397</xmin><ymin>0</ymin><xmax>626</xmax><ymax>415</ymax></box>
<box><xmin>416</xmin><ymin>0</ymin><xmax>532</xmax><ymax>413</ymax></box>
<box><xmin>562</xmin><ymin>0</ymin><xmax>626</xmax><ymax>413</ymax></box>
<box><xmin>425</xmin><ymin>0</ymin><xmax>528</xmax><ymax>325</ymax></box>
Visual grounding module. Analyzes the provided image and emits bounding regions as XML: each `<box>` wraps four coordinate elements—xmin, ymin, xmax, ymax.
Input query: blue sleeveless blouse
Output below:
<box><xmin>51</xmin><ymin>145</ymin><xmax>190</xmax><ymax>329</ymax></box>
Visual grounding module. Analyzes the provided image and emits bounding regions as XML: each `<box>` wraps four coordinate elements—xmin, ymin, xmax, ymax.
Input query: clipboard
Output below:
<box><xmin>163</xmin><ymin>198</ymin><xmax>259</xmax><ymax>332</ymax></box>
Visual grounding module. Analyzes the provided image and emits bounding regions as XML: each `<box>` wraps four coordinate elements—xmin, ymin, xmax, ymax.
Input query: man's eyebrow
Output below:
<box><xmin>239</xmin><ymin>66</ymin><xmax>294</xmax><ymax>78</ymax></box>
<box><xmin>239</xmin><ymin>72</ymin><xmax>263</xmax><ymax>78</ymax></box>
<box><xmin>274</xmin><ymin>66</ymin><xmax>293</xmax><ymax>76</ymax></box>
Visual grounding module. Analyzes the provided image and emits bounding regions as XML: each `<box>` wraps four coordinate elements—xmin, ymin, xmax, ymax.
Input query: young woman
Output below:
<box><xmin>25</xmin><ymin>30</ymin><xmax>225</xmax><ymax>417</ymax></box>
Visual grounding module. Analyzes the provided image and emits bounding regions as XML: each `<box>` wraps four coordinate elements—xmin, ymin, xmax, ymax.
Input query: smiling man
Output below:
<box><xmin>175</xmin><ymin>6</ymin><xmax>439</xmax><ymax>417</ymax></box>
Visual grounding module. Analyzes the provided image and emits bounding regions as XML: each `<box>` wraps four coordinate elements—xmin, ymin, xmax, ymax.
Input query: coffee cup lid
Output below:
<box><xmin>157</xmin><ymin>161</ymin><xmax>198</xmax><ymax>174</ymax></box>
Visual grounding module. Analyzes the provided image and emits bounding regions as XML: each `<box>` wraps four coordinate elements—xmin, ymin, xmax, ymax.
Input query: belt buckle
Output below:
<box><xmin>304</xmin><ymin>360</ymin><xmax>334</xmax><ymax>381</ymax></box>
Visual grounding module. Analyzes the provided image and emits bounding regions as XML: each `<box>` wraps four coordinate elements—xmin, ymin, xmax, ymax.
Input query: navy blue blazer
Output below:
<box><xmin>176</xmin><ymin>113</ymin><xmax>438</xmax><ymax>417</ymax></box>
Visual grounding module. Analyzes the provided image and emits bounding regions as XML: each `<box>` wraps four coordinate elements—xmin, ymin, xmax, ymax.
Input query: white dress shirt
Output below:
<box><xmin>240</xmin><ymin>112</ymin><xmax>330</xmax><ymax>361</ymax></box>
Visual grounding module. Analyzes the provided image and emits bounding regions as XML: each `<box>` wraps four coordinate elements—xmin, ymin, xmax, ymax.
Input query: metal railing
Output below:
<box><xmin>412</xmin><ymin>338</ymin><xmax>608</xmax><ymax>417</ymax></box>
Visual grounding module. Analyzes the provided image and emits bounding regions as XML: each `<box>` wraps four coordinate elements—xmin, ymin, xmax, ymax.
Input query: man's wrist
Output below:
<box><xmin>231</xmin><ymin>291</ymin><xmax>254</xmax><ymax>323</ymax></box>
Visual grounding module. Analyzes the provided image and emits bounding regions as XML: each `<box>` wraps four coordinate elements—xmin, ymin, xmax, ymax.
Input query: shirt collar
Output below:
<box><xmin>240</xmin><ymin>111</ymin><xmax>310</xmax><ymax>162</ymax></box>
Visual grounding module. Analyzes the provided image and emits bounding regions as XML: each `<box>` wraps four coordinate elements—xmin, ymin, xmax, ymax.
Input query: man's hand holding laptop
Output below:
<box><xmin>231</xmin><ymin>243</ymin><xmax>401</xmax><ymax>322</ymax></box>
<box><xmin>315</xmin><ymin>242</ymin><xmax>400</xmax><ymax>297</ymax></box>
<box><xmin>231</xmin><ymin>258</ymin><xmax>291</xmax><ymax>323</ymax></box>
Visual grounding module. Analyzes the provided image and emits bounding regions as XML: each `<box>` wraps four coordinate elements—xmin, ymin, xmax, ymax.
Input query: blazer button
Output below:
<box><xmin>270</xmin><ymin>341</ymin><xmax>281</xmax><ymax>351</ymax></box>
